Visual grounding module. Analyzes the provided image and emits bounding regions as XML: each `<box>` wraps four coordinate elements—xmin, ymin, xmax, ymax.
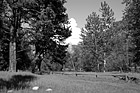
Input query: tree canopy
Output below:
<box><xmin>0</xmin><ymin>0</ymin><xmax>71</xmax><ymax>72</ymax></box>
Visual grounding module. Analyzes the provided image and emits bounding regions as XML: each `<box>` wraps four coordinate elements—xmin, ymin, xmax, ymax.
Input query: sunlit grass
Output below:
<box><xmin>0</xmin><ymin>71</ymin><xmax>140</xmax><ymax>93</ymax></box>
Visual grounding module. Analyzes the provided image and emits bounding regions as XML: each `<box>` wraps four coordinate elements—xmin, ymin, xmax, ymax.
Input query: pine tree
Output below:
<box><xmin>99</xmin><ymin>1</ymin><xmax>115</xmax><ymax>72</ymax></box>
<box><xmin>80</xmin><ymin>12</ymin><xmax>101</xmax><ymax>71</ymax></box>
<box><xmin>80</xmin><ymin>1</ymin><xmax>115</xmax><ymax>72</ymax></box>
<box><xmin>0</xmin><ymin>0</ymin><xmax>71</xmax><ymax>72</ymax></box>
<box><xmin>123</xmin><ymin>0</ymin><xmax>140</xmax><ymax>71</ymax></box>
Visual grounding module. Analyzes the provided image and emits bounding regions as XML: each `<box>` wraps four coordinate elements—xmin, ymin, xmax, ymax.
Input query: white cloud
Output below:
<box><xmin>65</xmin><ymin>18</ymin><xmax>82</xmax><ymax>45</ymax></box>
<box><xmin>69</xmin><ymin>18</ymin><xmax>77</xmax><ymax>27</ymax></box>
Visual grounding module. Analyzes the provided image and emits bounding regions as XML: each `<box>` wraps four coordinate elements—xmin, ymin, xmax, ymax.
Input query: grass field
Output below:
<box><xmin>0</xmin><ymin>71</ymin><xmax>140</xmax><ymax>93</ymax></box>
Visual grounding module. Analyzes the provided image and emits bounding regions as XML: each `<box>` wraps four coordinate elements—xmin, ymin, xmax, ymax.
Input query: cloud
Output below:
<box><xmin>69</xmin><ymin>18</ymin><xmax>77</xmax><ymax>27</ymax></box>
<box><xmin>65</xmin><ymin>18</ymin><xmax>82</xmax><ymax>45</ymax></box>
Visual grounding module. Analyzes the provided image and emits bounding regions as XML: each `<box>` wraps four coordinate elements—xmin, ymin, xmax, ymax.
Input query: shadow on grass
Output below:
<box><xmin>0</xmin><ymin>74</ymin><xmax>37</xmax><ymax>91</ymax></box>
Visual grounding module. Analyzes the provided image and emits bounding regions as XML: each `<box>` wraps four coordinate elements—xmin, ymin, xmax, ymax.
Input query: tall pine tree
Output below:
<box><xmin>123</xmin><ymin>0</ymin><xmax>140</xmax><ymax>71</ymax></box>
<box><xmin>0</xmin><ymin>0</ymin><xmax>71</xmax><ymax>72</ymax></box>
<box><xmin>99</xmin><ymin>1</ymin><xmax>115</xmax><ymax>72</ymax></box>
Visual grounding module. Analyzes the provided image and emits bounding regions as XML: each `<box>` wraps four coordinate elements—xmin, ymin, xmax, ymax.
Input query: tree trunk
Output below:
<box><xmin>134</xmin><ymin>63</ymin><xmax>137</xmax><ymax>72</ymax></box>
<box><xmin>31</xmin><ymin>53</ymin><xmax>40</xmax><ymax>73</ymax></box>
<box><xmin>31</xmin><ymin>55</ymin><xmax>38</xmax><ymax>73</ymax></box>
<box><xmin>9</xmin><ymin>41</ymin><xmax>16</xmax><ymax>72</ymax></box>
<box><xmin>103</xmin><ymin>52</ymin><xmax>106</xmax><ymax>72</ymax></box>
<box><xmin>71</xmin><ymin>60</ymin><xmax>75</xmax><ymax>71</ymax></box>
<box><xmin>9</xmin><ymin>7</ymin><xmax>20</xmax><ymax>72</ymax></box>
<box><xmin>9</xmin><ymin>26</ymin><xmax>17</xmax><ymax>72</ymax></box>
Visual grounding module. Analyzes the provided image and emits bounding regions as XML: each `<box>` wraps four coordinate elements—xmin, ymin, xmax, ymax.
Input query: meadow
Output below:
<box><xmin>0</xmin><ymin>71</ymin><xmax>140</xmax><ymax>93</ymax></box>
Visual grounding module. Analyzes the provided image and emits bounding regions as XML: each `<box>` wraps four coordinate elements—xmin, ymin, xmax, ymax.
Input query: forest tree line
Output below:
<box><xmin>66</xmin><ymin>0</ymin><xmax>140</xmax><ymax>72</ymax></box>
<box><xmin>0</xmin><ymin>0</ymin><xmax>71</xmax><ymax>72</ymax></box>
<box><xmin>0</xmin><ymin>0</ymin><xmax>140</xmax><ymax>73</ymax></box>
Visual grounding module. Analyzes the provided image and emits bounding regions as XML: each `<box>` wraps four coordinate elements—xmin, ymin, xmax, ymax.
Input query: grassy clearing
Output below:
<box><xmin>0</xmin><ymin>71</ymin><xmax>140</xmax><ymax>93</ymax></box>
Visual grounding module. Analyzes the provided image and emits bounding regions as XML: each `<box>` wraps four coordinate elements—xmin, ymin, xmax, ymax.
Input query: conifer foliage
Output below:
<box><xmin>123</xmin><ymin>0</ymin><xmax>140</xmax><ymax>69</ymax></box>
<box><xmin>0</xmin><ymin>0</ymin><xmax>71</xmax><ymax>72</ymax></box>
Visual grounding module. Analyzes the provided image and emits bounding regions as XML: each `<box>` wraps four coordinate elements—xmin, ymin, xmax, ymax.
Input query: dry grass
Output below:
<box><xmin>0</xmin><ymin>71</ymin><xmax>140</xmax><ymax>93</ymax></box>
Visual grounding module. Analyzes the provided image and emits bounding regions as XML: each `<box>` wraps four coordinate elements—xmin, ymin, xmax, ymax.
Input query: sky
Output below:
<box><xmin>64</xmin><ymin>0</ymin><xmax>125</xmax><ymax>45</ymax></box>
